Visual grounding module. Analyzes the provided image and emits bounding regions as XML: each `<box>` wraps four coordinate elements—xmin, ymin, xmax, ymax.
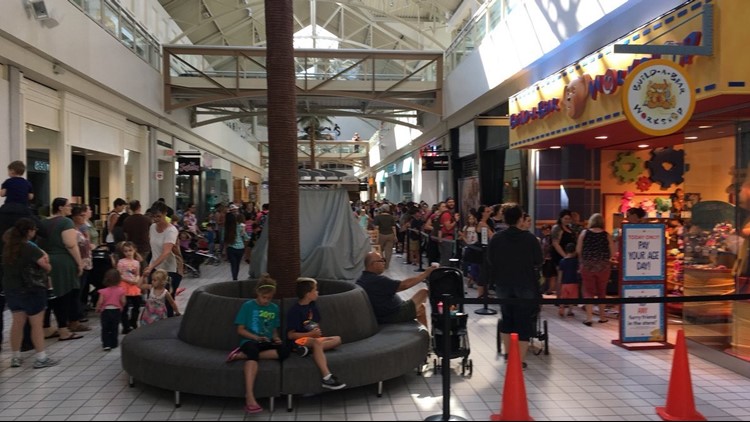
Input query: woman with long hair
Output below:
<box><xmin>143</xmin><ymin>201</ymin><xmax>182</xmax><ymax>317</ymax></box>
<box><xmin>3</xmin><ymin>218</ymin><xmax>58</xmax><ymax>368</ymax></box>
<box><xmin>41</xmin><ymin>197</ymin><xmax>88</xmax><ymax>340</ymax></box>
<box><xmin>224</xmin><ymin>211</ymin><xmax>249</xmax><ymax>281</ymax></box>
<box><xmin>550</xmin><ymin>209</ymin><xmax>576</xmax><ymax>297</ymax></box>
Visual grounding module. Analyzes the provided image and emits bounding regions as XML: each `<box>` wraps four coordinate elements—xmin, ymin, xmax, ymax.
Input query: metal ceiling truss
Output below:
<box><xmin>163</xmin><ymin>45</ymin><xmax>442</xmax><ymax>129</ymax></box>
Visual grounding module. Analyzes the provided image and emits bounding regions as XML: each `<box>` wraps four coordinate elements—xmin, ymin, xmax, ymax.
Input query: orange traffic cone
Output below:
<box><xmin>655</xmin><ymin>329</ymin><xmax>706</xmax><ymax>421</ymax></box>
<box><xmin>491</xmin><ymin>333</ymin><xmax>533</xmax><ymax>421</ymax></box>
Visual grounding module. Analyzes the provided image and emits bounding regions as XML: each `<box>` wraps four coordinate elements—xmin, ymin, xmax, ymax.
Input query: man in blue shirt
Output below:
<box><xmin>356</xmin><ymin>252</ymin><xmax>434</xmax><ymax>326</ymax></box>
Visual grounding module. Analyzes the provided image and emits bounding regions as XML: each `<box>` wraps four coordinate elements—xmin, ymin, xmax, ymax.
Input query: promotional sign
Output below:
<box><xmin>422</xmin><ymin>155</ymin><xmax>450</xmax><ymax>171</ymax></box>
<box><xmin>621</xmin><ymin>59</ymin><xmax>696</xmax><ymax>137</ymax></box>
<box><xmin>621</xmin><ymin>283</ymin><xmax>666</xmax><ymax>342</ymax></box>
<box><xmin>621</xmin><ymin>223</ymin><xmax>665</xmax><ymax>281</ymax></box>
<box><xmin>177</xmin><ymin>156</ymin><xmax>201</xmax><ymax>175</ymax></box>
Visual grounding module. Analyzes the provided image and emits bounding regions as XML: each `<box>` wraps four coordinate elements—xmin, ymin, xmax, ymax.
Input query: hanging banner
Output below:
<box><xmin>177</xmin><ymin>156</ymin><xmax>201</xmax><ymax>175</ymax></box>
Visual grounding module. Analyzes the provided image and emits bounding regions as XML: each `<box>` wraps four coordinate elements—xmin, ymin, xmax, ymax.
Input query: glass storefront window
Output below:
<box><xmin>676</xmin><ymin>121</ymin><xmax>750</xmax><ymax>365</ymax></box>
<box><xmin>120</xmin><ymin>17</ymin><xmax>135</xmax><ymax>50</ymax></box>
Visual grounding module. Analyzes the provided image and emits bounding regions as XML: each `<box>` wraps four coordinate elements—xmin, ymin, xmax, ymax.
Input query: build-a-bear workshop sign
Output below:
<box><xmin>508</xmin><ymin>0</ymin><xmax>750</xmax><ymax>149</ymax></box>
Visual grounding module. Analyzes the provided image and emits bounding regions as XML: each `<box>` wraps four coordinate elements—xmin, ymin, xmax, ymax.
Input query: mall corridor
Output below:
<box><xmin>1</xmin><ymin>254</ymin><xmax>750</xmax><ymax>421</ymax></box>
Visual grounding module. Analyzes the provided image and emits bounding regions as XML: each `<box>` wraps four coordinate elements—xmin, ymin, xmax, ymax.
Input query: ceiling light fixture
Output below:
<box><xmin>637</xmin><ymin>144</ymin><xmax>650</xmax><ymax>148</ymax></box>
<box><xmin>550</xmin><ymin>146</ymin><xmax>561</xmax><ymax>149</ymax></box>
<box><xmin>26</xmin><ymin>124</ymin><xmax>35</xmax><ymax>132</ymax></box>
<box><xmin>595</xmin><ymin>136</ymin><xmax>608</xmax><ymax>140</ymax></box>
<box><xmin>698</xmin><ymin>125</ymin><xmax>712</xmax><ymax>129</ymax></box>
<box><xmin>685</xmin><ymin>136</ymin><xmax>698</xmax><ymax>140</ymax></box>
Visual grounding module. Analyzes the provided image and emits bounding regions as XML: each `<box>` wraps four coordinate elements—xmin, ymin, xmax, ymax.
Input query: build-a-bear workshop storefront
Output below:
<box><xmin>511</xmin><ymin>0</ymin><xmax>750</xmax><ymax>364</ymax></box>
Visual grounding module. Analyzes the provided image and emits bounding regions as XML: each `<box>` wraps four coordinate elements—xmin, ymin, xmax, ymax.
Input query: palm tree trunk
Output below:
<box><xmin>265</xmin><ymin>0</ymin><xmax>299</xmax><ymax>298</ymax></box>
<box><xmin>310</xmin><ymin>131</ymin><xmax>316</xmax><ymax>169</ymax></box>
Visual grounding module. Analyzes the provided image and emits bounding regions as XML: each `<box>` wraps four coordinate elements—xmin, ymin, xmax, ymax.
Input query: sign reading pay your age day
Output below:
<box><xmin>622</xmin><ymin>224</ymin><xmax>665</xmax><ymax>281</ymax></box>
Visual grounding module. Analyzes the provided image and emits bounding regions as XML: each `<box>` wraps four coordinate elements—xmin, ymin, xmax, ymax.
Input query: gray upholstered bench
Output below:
<box><xmin>121</xmin><ymin>279</ymin><xmax>429</xmax><ymax>411</ymax></box>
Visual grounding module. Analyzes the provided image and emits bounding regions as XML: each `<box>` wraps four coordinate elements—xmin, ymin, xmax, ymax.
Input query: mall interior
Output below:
<box><xmin>3</xmin><ymin>0</ymin><xmax>750</xmax><ymax>420</ymax></box>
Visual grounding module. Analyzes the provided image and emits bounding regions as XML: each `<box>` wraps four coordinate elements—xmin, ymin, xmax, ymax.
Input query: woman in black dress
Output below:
<box><xmin>550</xmin><ymin>209</ymin><xmax>576</xmax><ymax>296</ymax></box>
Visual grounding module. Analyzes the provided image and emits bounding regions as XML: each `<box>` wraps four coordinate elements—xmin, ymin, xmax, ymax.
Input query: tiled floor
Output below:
<box><xmin>2</xmin><ymin>252</ymin><xmax>750</xmax><ymax>421</ymax></box>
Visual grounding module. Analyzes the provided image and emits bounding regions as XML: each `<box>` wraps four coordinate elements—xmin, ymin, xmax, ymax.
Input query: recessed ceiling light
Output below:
<box><xmin>550</xmin><ymin>146</ymin><xmax>561</xmax><ymax>149</ymax></box>
<box><xmin>685</xmin><ymin>136</ymin><xmax>698</xmax><ymax>140</ymax></box>
<box><xmin>595</xmin><ymin>136</ymin><xmax>608</xmax><ymax>140</ymax></box>
<box><xmin>85</xmin><ymin>153</ymin><xmax>94</xmax><ymax>156</ymax></box>
<box><xmin>698</xmin><ymin>125</ymin><xmax>712</xmax><ymax>129</ymax></box>
<box><xmin>72</xmin><ymin>150</ymin><xmax>82</xmax><ymax>153</ymax></box>
<box><xmin>638</xmin><ymin>144</ymin><xmax>650</xmax><ymax>148</ymax></box>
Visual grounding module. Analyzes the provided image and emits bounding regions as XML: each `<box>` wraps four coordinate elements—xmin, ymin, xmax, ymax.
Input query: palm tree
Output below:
<box><xmin>297</xmin><ymin>114</ymin><xmax>334</xmax><ymax>169</ymax></box>
<box><xmin>265</xmin><ymin>0</ymin><xmax>299</xmax><ymax>298</ymax></box>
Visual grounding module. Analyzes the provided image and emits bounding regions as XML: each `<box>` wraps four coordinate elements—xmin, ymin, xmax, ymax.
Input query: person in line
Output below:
<box><xmin>226</xmin><ymin>274</ymin><xmax>288</xmax><ymax>414</ymax></box>
<box><xmin>373</xmin><ymin>204</ymin><xmax>397</xmax><ymax>269</ymax></box>
<box><xmin>105</xmin><ymin>198</ymin><xmax>127</xmax><ymax>252</ymax></box>
<box><xmin>557</xmin><ymin>243</ymin><xmax>579</xmax><ymax>318</ymax></box>
<box><xmin>96</xmin><ymin>268</ymin><xmax>125</xmax><ymax>351</ymax></box>
<box><xmin>539</xmin><ymin>224</ymin><xmax>557</xmax><ymax>296</ymax></box>
<box><xmin>576</xmin><ymin>213</ymin><xmax>615</xmax><ymax>325</ymax></box>
<box><xmin>70</xmin><ymin>204</ymin><xmax>93</xmax><ymax>324</ymax></box>
<box><xmin>486</xmin><ymin>203</ymin><xmax>543</xmax><ymax>368</ymax></box>
<box><xmin>459</xmin><ymin>212</ymin><xmax>479</xmax><ymax>288</ymax></box>
<box><xmin>41</xmin><ymin>197</ymin><xmax>87</xmax><ymax>340</ymax></box>
<box><xmin>550</xmin><ymin>209</ymin><xmax>576</xmax><ymax>297</ymax></box>
<box><xmin>1</xmin><ymin>160</ymin><xmax>33</xmax><ymax>208</ymax></box>
<box><xmin>3</xmin><ymin>218</ymin><xmax>58</xmax><ymax>368</ymax></box>
<box><xmin>143</xmin><ymin>202</ymin><xmax>182</xmax><ymax>317</ymax></box>
<box><xmin>224</xmin><ymin>211</ymin><xmax>250</xmax><ymax>281</ymax></box>
<box><xmin>139</xmin><ymin>269</ymin><xmax>180</xmax><ymax>326</ymax></box>
<box><xmin>356</xmin><ymin>251</ymin><xmax>434</xmax><ymax>327</ymax></box>
<box><xmin>122</xmin><ymin>200</ymin><xmax>152</xmax><ymax>264</ymax></box>
<box><xmin>626</xmin><ymin>207</ymin><xmax>647</xmax><ymax>223</ymax></box>
<box><xmin>439</xmin><ymin>198</ymin><xmax>459</xmax><ymax>267</ymax></box>
<box><xmin>286</xmin><ymin>278</ymin><xmax>346</xmax><ymax>390</ymax></box>
<box><xmin>117</xmin><ymin>241</ymin><xmax>144</xmax><ymax>334</ymax></box>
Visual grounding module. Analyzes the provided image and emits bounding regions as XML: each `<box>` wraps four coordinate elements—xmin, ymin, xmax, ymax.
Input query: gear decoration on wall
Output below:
<box><xmin>636</xmin><ymin>176</ymin><xmax>653</xmax><ymax>192</ymax></box>
<box><xmin>612</xmin><ymin>152</ymin><xmax>644</xmax><ymax>183</ymax></box>
<box><xmin>646</xmin><ymin>147</ymin><xmax>685</xmax><ymax>188</ymax></box>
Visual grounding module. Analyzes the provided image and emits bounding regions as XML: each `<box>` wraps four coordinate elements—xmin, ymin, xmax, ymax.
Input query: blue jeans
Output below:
<box><xmin>101</xmin><ymin>309</ymin><xmax>121</xmax><ymax>348</ymax></box>
<box><xmin>226</xmin><ymin>247</ymin><xmax>245</xmax><ymax>281</ymax></box>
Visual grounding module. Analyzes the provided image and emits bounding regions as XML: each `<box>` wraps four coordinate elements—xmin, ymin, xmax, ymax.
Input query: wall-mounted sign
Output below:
<box><xmin>422</xmin><ymin>155</ymin><xmax>450</xmax><ymax>171</ymax></box>
<box><xmin>622</xmin><ymin>59</ymin><xmax>696</xmax><ymax>137</ymax></box>
<box><xmin>31</xmin><ymin>160</ymin><xmax>50</xmax><ymax>172</ymax></box>
<box><xmin>177</xmin><ymin>156</ymin><xmax>201</xmax><ymax>175</ymax></box>
<box><xmin>621</xmin><ymin>223</ymin><xmax>665</xmax><ymax>281</ymax></box>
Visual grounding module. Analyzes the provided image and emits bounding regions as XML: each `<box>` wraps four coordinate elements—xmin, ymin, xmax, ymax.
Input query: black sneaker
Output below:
<box><xmin>321</xmin><ymin>375</ymin><xmax>346</xmax><ymax>390</ymax></box>
<box><xmin>295</xmin><ymin>345</ymin><xmax>310</xmax><ymax>358</ymax></box>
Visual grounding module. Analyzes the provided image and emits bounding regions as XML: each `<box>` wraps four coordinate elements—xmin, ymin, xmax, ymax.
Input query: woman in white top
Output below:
<box><xmin>142</xmin><ymin>202</ymin><xmax>182</xmax><ymax>317</ymax></box>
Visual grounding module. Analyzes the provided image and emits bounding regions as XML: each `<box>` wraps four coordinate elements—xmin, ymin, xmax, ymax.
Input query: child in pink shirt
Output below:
<box><xmin>117</xmin><ymin>241</ymin><xmax>143</xmax><ymax>334</ymax></box>
<box><xmin>96</xmin><ymin>269</ymin><xmax>126</xmax><ymax>351</ymax></box>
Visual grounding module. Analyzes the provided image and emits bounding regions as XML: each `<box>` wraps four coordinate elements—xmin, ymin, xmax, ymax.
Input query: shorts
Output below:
<box><xmin>380</xmin><ymin>300</ymin><xmax>417</xmax><ymax>324</ymax></box>
<box><xmin>239</xmin><ymin>340</ymin><xmax>288</xmax><ymax>361</ymax></box>
<box><xmin>541</xmin><ymin>260</ymin><xmax>558</xmax><ymax>278</ymax></box>
<box><xmin>499</xmin><ymin>303</ymin><xmax>537</xmax><ymax>342</ymax></box>
<box><xmin>5</xmin><ymin>288</ymin><xmax>47</xmax><ymax>315</ymax></box>
<box><xmin>559</xmin><ymin>284</ymin><xmax>579</xmax><ymax>299</ymax></box>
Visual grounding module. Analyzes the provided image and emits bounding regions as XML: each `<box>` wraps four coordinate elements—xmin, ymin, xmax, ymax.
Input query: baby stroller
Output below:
<box><xmin>178</xmin><ymin>230</ymin><xmax>205</xmax><ymax>277</ymax></box>
<box><xmin>194</xmin><ymin>232</ymin><xmax>221</xmax><ymax>266</ymax></box>
<box><xmin>427</xmin><ymin>267</ymin><xmax>473</xmax><ymax>376</ymax></box>
<box><xmin>495</xmin><ymin>301</ymin><xmax>549</xmax><ymax>356</ymax></box>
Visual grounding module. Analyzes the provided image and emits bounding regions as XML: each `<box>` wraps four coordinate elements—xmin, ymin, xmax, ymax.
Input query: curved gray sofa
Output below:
<box><xmin>121</xmin><ymin>279</ymin><xmax>429</xmax><ymax>411</ymax></box>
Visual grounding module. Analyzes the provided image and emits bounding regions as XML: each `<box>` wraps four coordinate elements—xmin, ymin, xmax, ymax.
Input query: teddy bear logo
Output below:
<box><xmin>563</xmin><ymin>75</ymin><xmax>591</xmax><ymax>119</ymax></box>
<box><xmin>645</xmin><ymin>79</ymin><xmax>676</xmax><ymax>109</ymax></box>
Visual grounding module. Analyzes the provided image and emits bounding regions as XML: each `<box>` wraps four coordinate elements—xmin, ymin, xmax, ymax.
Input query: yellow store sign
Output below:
<box><xmin>509</xmin><ymin>0</ymin><xmax>750</xmax><ymax>149</ymax></box>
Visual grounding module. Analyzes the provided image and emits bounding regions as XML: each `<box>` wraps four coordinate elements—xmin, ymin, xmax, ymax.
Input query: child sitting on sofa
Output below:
<box><xmin>286</xmin><ymin>278</ymin><xmax>346</xmax><ymax>390</ymax></box>
<box><xmin>226</xmin><ymin>273</ymin><xmax>287</xmax><ymax>414</ymax></box>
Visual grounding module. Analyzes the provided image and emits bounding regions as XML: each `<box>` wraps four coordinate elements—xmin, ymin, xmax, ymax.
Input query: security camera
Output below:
<box><xmin>28</xmin><ymin>0</ymin><xmax>49</xmax><ymax>20</ymax></box>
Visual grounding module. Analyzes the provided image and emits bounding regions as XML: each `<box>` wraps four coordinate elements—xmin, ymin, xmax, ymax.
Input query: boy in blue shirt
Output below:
<box><xmin>1</xmin><ymin>161</ymin><xmax>33</xmax><ymax>209</ymax></box>
<box><xmin>286</xmin><ymin>278</ymin><xmax>346</xmax><ymax>390</ymax></box>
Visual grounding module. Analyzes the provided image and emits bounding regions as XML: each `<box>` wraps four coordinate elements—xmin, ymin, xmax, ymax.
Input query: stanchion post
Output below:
<box><xmin>425</xmin><ymin>294</ymin><xmax>466</xmax><ymax>422</ymax></box>
<box><xmin>403</xmin><ymin>228</ymin><xmax>410</xmax><ymax>265</ymax></box>
<box><xmin>415</xmin><ymin>230</ymin><xmax>425</xmax><ymax>273</ymax></box>
<box><xmin>474</xmin><ymin>245</ymin><xmax>497</xmax><ymax>315</ymax></box>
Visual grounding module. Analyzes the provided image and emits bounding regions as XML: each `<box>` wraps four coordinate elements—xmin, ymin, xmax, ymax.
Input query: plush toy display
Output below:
<box><xmin>621</xmin><ymin>191</ymin><xmax>635</xmax><ymax>214</ymax></box>
<box><xmin>640</xmin><ymin>198</ymin><xmax>656</xmax><ymax>215</ymax></box>
<box><xmin>655</xmin><ymin>197</ymin><xmax>672</xmax><ymax>214</ymax></box>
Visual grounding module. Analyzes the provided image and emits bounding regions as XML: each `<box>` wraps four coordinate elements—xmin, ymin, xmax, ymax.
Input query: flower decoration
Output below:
<box><xmin>636</xmin><ymin>176</ymin><xmax>653</xmax><ymax>192</ymax></box>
